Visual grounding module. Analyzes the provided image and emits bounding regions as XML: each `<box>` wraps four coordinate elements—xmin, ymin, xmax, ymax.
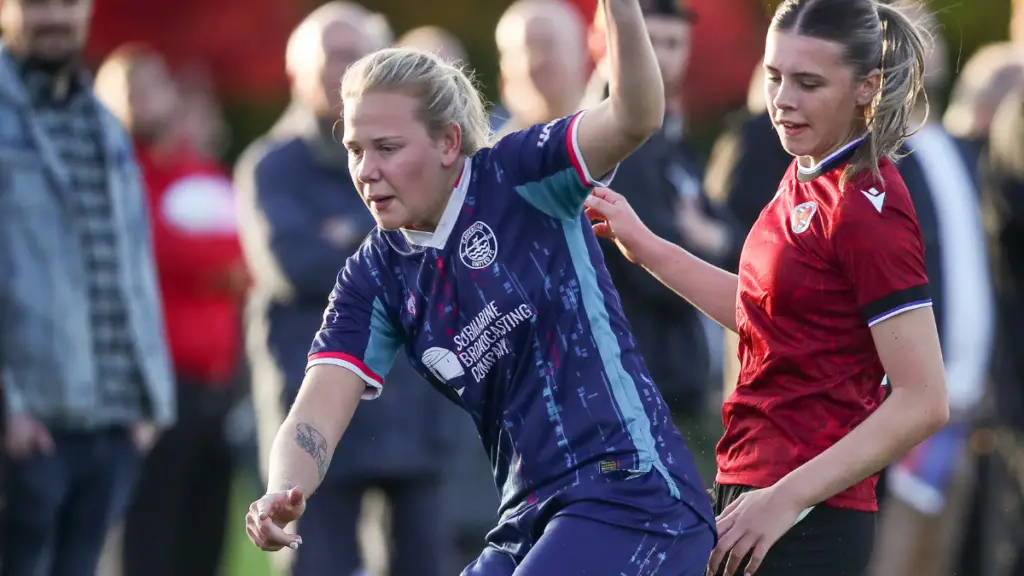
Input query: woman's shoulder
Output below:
<box><xmin>831</xmin><ymin>158</ymin><xmax>917</xmax><ymax>230</ymax></box>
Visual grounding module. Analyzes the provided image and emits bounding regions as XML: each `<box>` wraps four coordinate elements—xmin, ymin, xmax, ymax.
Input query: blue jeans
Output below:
<box><xmin>2</xmin><ymin>427</ymin><xmax>140</xmax><ymax>576</ymax></box>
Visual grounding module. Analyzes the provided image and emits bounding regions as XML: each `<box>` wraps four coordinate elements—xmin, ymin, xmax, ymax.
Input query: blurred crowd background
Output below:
<box><xmin>0</xmin><ymin>0</ymin><xmax>1023</xmax><ymax>575</ymax></box>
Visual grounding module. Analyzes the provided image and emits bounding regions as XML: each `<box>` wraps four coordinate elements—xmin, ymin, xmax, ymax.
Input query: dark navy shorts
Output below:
<box><xmin>461</xmin><ymin>471</ymin><xmax>715</xmax><ymax>575</ymax></box>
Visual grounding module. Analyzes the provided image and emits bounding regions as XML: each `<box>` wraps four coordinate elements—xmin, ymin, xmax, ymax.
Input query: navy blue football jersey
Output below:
<box><xmin>309</xmin><ymin>112</ymin><xmax>713</xmax><ymax>531</ymax></box>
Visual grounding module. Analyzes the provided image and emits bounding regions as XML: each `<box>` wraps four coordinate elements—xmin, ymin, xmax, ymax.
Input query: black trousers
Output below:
<box><xmin>710</xmin><ymin>483</ymin><xmax>876</xmax><ymax>576</ymax></box>
<box><xmin>292</xmin><ymin>475</ymin><xmax>447</xmax><ymax>576</ymax></box>
<box><xmin>122</xmin><ymin>383</ymin><xmax>235</xmax><ymax>576</ymax></box>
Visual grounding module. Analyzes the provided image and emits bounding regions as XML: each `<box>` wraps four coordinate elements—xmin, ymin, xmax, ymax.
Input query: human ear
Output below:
<box><xmin>439</xmin><ymin>122</ymin><xmax>463</xmax><ymax>168</ymax></box>
<box><xmin>857</xmin><ymin>69</ymin><xmax>882</xmax><ymax>107</ymax></box>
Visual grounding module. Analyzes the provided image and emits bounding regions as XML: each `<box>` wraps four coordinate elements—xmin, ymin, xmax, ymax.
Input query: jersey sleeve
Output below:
<box><xmin>491</xmin><ymin>111</ymin><xmax>617</xmax><ymax>220</ymax></box>
<box><xmin>832</xmin><ymin>180</ymin><xmax>932</xmax><ymax>327</ymax></box>
<box><xmin>306</xmin><ymin>252</ymin><xmax>403</xmax><ymax>400</ymax></box>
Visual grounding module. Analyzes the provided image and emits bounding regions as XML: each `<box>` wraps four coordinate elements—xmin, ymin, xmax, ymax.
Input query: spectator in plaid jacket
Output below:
<box><xmin>0</xmin><ymin>0</ymin><xmax>175</xmax><ymax>574</ymax></box>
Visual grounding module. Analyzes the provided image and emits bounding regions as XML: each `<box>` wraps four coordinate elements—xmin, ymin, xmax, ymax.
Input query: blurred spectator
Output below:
<box><xmin>94</xmin><ymin>44</ymin><xmax>246</xmax><ymax>576</ymax></box>
<box><xmin>980</xmin><ymin>87</ymin><xmax>1024</xmax><ymax>576</ymax></box>
<box><xmin>581</xmin><ymin>0</ymin><xmax>736</xmax><ymax>485</ymax></box>
<box><xmin>0</xmin><ymin>0</ymin><xmax>175</xmax><ymax>574</ymax></box>
<box><xmin>494</xmin><ymin>0</ymin><xmax>588</xmax><ymax>136</ymax></box>
<box><xmin>235</xmin><ymin>3</ymin><xmax>456</xmax><ymax>575</ymax></box>
<box><xmin>943</xmin><ymin>42</ymin><xmax>1024</xmax><ymax>153</ymax></box>
<box><xmin>397</xmin><ymin>25</ymin><xmax>469</xmax><ymax>64</ymax></box>
<box><xmin>172</xmin><ymin>65</ymin><xmax>231</xmax><ymax>161</ymax></box>
<box><xmin>394</xmin><ymin>26</ymin><xmax>496</xmax><ymax>140</ymax></box>
<box><xmin>1013</xmin><ymin>0</ymin><xmax>1023</xmax><ymax>46</ymax></box>
<box><xmin>393</xmin><ymin>25</ymin><xmax>506</xmax><ymax>138</ymax></box>
<box><xmin>869</xmin><ymin>5</ymin><xmax>995</xmax><ymax>574</ymax></box>
<box><xmin>703</xmin><ymin>59</ymin><xmax>792</xmax><ymax>254</ymax></box>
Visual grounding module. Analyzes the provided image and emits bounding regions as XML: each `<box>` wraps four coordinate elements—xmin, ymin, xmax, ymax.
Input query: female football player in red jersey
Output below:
<box><xmin>586</xmin><ymin>0</ymin><xmax>947</xmax><ymax>575</ymax></box>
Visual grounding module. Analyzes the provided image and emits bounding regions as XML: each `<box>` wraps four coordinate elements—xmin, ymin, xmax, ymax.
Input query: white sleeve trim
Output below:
<box><xmin>569</xmin><ymin>110</ymin><xmax>618</xmax><ymax>187</ymax></box>
<box><xmin>306</xmin><ymin>357</ymin><xmax>383</xmax><ymax>400</ymax></box>
<box><xmin>866</xmin><ymin>300</ymin><xmax>933</xmax><ymax>327</ymax></box>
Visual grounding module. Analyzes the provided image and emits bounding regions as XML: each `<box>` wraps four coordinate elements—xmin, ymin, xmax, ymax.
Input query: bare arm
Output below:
<box><xmin>586</xmin><ymin>187</ymin><xmax>740</xmax><ymax>332</ymax></box>
<box><xmin>576</xmin><ymin>0</ymin><xmax>664</xmax><ymax>178</ymax></box>
<box><xmin>632</xmin><ymin>234</ymin><xmax>740</xmax><ymax>332</ymax></box>
<box><xmin>265</xmin><ymin>364</ymin><xmax>365</xmax><ymax>496</ymax></box>
<box><xmin>774</xmin><ymin>307</ymin><xmax>949</xmax><ymax>508</ymax></box>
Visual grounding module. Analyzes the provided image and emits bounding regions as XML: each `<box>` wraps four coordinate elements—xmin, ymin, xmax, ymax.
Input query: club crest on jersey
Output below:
<box><xmin>459</xmin><ymin>221</ymin><xmax>498</xmax><ymax>269</ymax></box>
<box><xmin>790</xmin><ymin>201</ymin><xmax>818</xmax><ymax>234</ymax></box>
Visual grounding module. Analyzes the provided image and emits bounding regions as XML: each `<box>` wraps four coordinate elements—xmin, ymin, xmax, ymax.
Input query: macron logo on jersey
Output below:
<box><xmin>861</xmin><ymin>187</ymin><xmax>885</xmax><ymax>213</ymax></box>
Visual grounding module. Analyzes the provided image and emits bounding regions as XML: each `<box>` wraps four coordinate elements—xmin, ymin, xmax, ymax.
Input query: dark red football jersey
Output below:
<box><xmin>716</xmin><ymin>140</ymin><xmax>931</xmax><ymax>512</ymax></box>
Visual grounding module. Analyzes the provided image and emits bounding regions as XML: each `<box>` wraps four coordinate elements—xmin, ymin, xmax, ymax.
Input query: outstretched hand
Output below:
<box><xmin>584</xmin><ymin>187</ymin><xmax>654</xmax><ymax>264</ymax></box>
<box><xmin>245</xmin><ymin>487</ymin><xmax>307</xmax><ymax>552</ymax></box>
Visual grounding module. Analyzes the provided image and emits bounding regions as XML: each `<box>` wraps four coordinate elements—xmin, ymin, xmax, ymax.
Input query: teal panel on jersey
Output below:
<box><xmin>561</xmin><ymin>217</ymin><xmax>681</xmax><ymax>499</ymax></box>
<box><xmin>365</xmin><ymin>296</ymin><xmax>401</xmax><ymax>379</ymax></box>
<box><xmin>514</xmin><ymin>167</ymin><xmax>590</xmax><ymax>220</ymax></box>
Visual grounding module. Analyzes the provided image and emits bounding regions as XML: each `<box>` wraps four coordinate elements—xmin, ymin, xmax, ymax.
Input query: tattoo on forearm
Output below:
<box><xmin>294</xmin><ymin>423</ymin><xmax>330</xmax><ymax>479</ymax></box>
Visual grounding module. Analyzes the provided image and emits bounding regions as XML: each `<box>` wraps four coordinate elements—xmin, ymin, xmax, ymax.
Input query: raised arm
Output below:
<box><xmin>575</xmin><ymin>0</ymin><xmax>665</xmax><ymax>178</ymax></box>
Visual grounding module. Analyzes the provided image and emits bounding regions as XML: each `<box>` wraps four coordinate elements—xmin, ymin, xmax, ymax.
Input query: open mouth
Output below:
<box><xmin>369</xmin><ymin>197</ymin><xmax>394</xmax><ymax>211</ymax></box>
<box><xmin>777</xmin><ymin>120</ymin><xmax>809</xmax><ymax>136</ymax></box>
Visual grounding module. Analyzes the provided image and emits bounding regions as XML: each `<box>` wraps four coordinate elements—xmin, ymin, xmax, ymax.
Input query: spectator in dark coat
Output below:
<box><xmin>582</xmin><ymin>0</ymin><xmax>739</xmax><ymax>484</ymax></box>
<box><xmin>977</xmin><ymin>88</ymin><xmax>1024</xmax><ymax>576</ymax></box>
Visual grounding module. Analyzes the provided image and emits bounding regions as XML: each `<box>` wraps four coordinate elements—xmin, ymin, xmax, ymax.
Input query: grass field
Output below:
<box><xmin>222</xmin><ymin>475</ymin><xmax>273</xmax><ymax>576</ymax></box>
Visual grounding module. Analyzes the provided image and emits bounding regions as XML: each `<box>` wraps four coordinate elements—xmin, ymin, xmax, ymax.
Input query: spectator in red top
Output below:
<box><xmin>95</xmin><ymin>44</ymin><xmax>246</xmax><ymax>576</ymax></box>
<box><xmin>584</xmin><ymin>1</ymin><xmax>948</xmax><ymax>574</ymax></box>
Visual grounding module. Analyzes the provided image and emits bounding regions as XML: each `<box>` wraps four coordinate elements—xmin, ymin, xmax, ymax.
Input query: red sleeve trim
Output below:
<box><xmin>565</xmin><ymin>111</ymin><xmax>617</xmax><ymax>188</ymax></box>
<box><xmin>307</xmin><ymin>352</ymin><xmax>384</xmax><ymax>399</ymax></box>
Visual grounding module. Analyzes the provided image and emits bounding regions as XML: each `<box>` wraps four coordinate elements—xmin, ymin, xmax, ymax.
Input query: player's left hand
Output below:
<box><xmin>707</xmin><ymin>486</ymin><xmax>805</xmax><ymax>575</ymax></box>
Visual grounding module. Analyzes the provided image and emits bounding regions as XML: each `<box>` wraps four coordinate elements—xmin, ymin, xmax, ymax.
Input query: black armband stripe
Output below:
<box><xmin>863</xmin><ymin>284</ymin><xmax>932</xmax><ymax>327</ymax></box>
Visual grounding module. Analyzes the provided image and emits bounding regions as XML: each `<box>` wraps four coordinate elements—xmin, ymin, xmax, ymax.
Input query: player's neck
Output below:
<box><xmin>802</xmin><ymin>129</ymin><xmax>867</xmax><ymax>169</ymax></box>
<box><xmin>407</xmin><ymin>161</ymin><xmax>464</xmax><ymax>232</ymax></box>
